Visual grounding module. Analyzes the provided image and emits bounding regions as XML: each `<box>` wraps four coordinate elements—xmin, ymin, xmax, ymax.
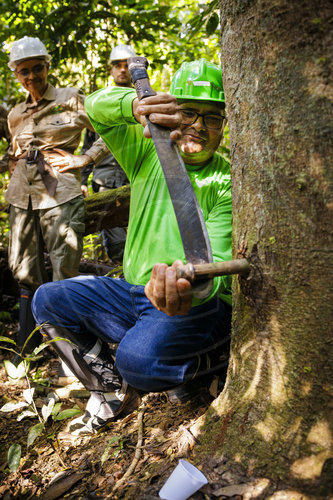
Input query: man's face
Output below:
<box><xmin>176</xmin><ymin>101</ymin><xmax>226</xmax><ymax>165</ymax></box>
<box><xmin>14</xmin><ymin>58</ymin><xmax>49</xmax><ymax>95</ymax></box>
<box><xmin>110</xmin><ymin>60</ymin><xmax>132</xmax><ymax>87</ymax></box>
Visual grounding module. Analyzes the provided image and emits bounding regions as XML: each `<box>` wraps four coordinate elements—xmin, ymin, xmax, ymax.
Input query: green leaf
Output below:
<box><xmin>47</xmin><ymin>337</ymin><xmax>75</xmax><ymax>346</ymax></box>
<box><xmin>51</xmin><ymin>402</ymin><xmax>63</xmax><ymax>416</ymax></box>
<box><xmin>0</xmin><ymin>336</ymin><xmax>16</xmax><ymax>344</ymax></box>
<box><xmin>0</xmin><ymin>346</ymin><xmax>19</xmax><ymax>355</ymax></box>
<box><xmin>21</xmin><ymin>325</ymin><xmax>42</xmax><ymax>354</ymax></box>
<box><xmin>206</xmin><ymin>12</ymin><xmax>219</xmax><ymax>35</ymax></box>
<box><xmin>53</xmin><ymin>407</ymin><xmax>82</xmax><ymax>421</ymax></box>
<box><xmin>101</xmin><ymin>435</ymin><xmax>122</xmax><ymax>465</ymax></box>
<box><xmin>27</xmin><ymin>423</ymin><xmax>44</xmax><ymax>447</ymax></box>
<box><xmin>0</xmin><ymin>311</ymin><xmax>12</xmax><ymax>321</ymax></box>
<box><xmin>32</xmin><ymin>342</ymin><xmax>53</xmax><ymax>356</ymax></box>
<box><xmin>1</xmin><ymin>401</ymin><xmax>29</xmax><ymax>413</ymax></box>
<box><xmin>8</xmin><ymin>444</ymin><xmax>21</xmax><ymax>472</ymax></box>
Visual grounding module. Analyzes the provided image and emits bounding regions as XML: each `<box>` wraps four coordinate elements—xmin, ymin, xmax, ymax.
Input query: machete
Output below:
<box><xmin>128</xmin><ymin>56</ymin><xmax>213</xmax><ymax>298</ymax></box>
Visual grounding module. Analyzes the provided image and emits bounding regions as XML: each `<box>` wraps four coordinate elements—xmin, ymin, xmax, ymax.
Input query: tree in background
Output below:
<box><xmin>0</xmin><ymin>0</ymin><xmax>220</xmax><ymax>105</ymax></box>
<box><xmin>195</xmin><ymin>0</ymin><xmax>332</xmax><ymax>495</ymax></box>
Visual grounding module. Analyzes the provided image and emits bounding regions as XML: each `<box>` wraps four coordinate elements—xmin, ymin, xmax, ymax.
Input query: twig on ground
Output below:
<box><xmin>111</xmin><ymin>401</ymin><xmax>146</xmax><ymax>493</ymax></box>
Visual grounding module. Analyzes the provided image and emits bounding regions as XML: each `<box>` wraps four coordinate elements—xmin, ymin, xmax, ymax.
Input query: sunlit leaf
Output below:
<box><xmin>0</xmin><ymin>401</ymin><xmax>29</xmax><ymax>412</ymax></box>
<box><xmin>101</xmin><ymin>435</ymin><xmax>122</xmax><ymax>465</ymax></box>
<box><xmin>27</xmin><ymin>423</ymin><xmax>44</xmax><ymax>447</ymax></box>
<box><xmin>17</xmin><ymin>409</ymin><xmax>37</xmax><ymax>421</ymax></box>
<box><xmin>0</xmin><ymin>335</ymin><xmax>16</xmax><ymax>344</ymax></box>
<box><xmin>23</xmin><ymin>388</ymin><xmax>35</xmax><ymax>404</ymax></box>
<box><xmin>51</xmin><ymin>402</ymin><xmax>63</xmax><ymax>416</ymax></box>
<box><xmin>32</xmin><ymin>342</ymin><xmax>52</xmax><ymax>356</ymax></box>
<box><xmin>41</xmin><ymin>398</ymin><xmax>55</xmax><ymax>422</ymax></box>
<box><xmin>4</xmin><ymin>360</ymin><xmax>28</xmax><ymax>380</ymax></box>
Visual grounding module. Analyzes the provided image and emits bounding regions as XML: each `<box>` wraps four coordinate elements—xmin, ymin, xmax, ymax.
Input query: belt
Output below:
<box><xmin>14</xmin><ymin>148</ymin><xmax>58</xmax><ymax>197</ymax></box>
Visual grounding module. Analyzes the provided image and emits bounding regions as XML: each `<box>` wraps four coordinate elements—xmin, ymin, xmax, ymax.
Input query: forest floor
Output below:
<box><xmin>0</xmin><ymin>282</ymin><xmax>323</xmax><ymax>500</ymax></box>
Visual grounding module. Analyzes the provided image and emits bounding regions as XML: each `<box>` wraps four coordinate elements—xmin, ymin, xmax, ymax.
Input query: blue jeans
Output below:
<box><xmin>32</xmin><ymin>276</ymin><xmax>230</xmax><ymax>392</ymax></box>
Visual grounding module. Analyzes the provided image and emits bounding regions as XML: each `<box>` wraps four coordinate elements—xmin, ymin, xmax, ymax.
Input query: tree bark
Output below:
<box><xmin>84</xmin><ymin>184</ymin><xmax>130</xmax><ymax>236</ymax></box>
<box><xmin>196</xmin><ymin>0</ymin><xmax>333</xmax><ymax>493</ymax></box>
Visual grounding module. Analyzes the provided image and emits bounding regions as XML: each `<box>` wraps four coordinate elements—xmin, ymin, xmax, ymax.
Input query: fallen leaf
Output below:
<box><xmin>213</xmin><ymin>478</ymin><xmax>271</xmax><ymax>498</ymax></box>
<box><xmin>41</xmin><ymin>470</ymin><xmax>84</xmax><ymax>500</ymax></box>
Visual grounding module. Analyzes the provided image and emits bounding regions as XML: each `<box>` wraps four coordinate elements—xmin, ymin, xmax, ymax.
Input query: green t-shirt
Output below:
<box><xmin>85</xmin><ymin>87</ymin><xmax>232</xmax><ymax>306</ymax></box>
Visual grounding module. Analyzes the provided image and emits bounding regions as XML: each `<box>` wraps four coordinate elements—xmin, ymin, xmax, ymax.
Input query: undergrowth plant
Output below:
<box><xmin>0</xmin><ymin>326</ymin><xmax>82</xmax><ymax>472</ymax></box>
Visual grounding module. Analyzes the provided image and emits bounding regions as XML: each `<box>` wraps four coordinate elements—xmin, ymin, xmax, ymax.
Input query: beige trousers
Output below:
<box><xmin>9</xmin><ymin>196</ymin><xmax>85</xmax><ymax>291</ymax></box>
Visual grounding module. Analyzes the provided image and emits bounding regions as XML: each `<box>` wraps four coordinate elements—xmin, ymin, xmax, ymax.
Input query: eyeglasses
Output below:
<box><xmin>180</xmin><ymin>109</ymin><xmax>226</xmax><ymax>129</ymax></box>
<box><xmin>15</xmin><ymin>64</ymin><xmax>46</xmax><ymax>77</ymax></box>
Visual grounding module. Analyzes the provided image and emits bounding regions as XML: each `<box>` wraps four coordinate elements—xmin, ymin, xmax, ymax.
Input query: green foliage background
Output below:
<box><xmin>0</xmin><ymin>0</ymin><xmax>228</xmax><ymax>255</ymax></box>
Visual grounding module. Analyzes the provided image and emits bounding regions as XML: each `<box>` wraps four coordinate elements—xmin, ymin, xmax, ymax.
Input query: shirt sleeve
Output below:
<box><xmin>74</xmin><ymin>90</ymin><xmax>110</xmax><ymax>166</ymax></box>
<box><xmin>84</xmin><ymin>136</ymin><xmax>110</xmax><ymax>166</ymax></box>
<box><xmin>84</xmin><ymin>87</ymin><xmax>152</xmax><ymax>182</ymax></box>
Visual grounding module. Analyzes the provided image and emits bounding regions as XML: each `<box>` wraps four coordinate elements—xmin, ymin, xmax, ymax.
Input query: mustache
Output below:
<box><xmin>183</xmin><ymin>128</ymin><xmax>208</xmax><ymax>140</ymax></box>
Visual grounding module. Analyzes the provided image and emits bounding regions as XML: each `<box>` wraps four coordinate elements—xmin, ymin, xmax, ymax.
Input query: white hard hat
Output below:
<box><xmin>8</xmin><ymin>36</ymin><xmax>51</xmax><ymax>71</ymax></box>
<box><xmin>109</xmin><ymin>44</ymin><xmax>137</xmax><ymax>64</ymax></box>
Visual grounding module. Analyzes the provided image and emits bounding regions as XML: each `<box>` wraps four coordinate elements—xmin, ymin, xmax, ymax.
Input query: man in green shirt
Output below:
<box><xmin>32</xmin><ymin>59</ymin><xmax>232</xmax><ymax>435</ymax></box>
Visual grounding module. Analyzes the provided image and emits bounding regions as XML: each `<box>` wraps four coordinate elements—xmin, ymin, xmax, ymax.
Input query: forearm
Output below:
<box><xmin>83</xmin><ymin>137</ymin><xmax>110</xmax><ymax>166</ymax></box>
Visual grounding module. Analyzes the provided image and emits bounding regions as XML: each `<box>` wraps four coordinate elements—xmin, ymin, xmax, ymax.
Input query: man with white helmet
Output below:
<box><xmin>80</xmin><ymin>44</ymin><xmax>137</xmax><ymax>263</ymax></box>
<box><xmin>109</xmin><ymin>43</ymin><xmax>136</xmax><ymax>87</ymax></box>
<box><xmin>5</xmin><ymin>36</ymin><xmax>110</xmax><ymax>354</ymax></box>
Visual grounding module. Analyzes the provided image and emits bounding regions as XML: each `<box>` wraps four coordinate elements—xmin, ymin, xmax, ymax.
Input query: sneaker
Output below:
<box><xmin>66</xmin><ymin>382</ymin><xmax>140</xmax><ymax>435</ymax></box>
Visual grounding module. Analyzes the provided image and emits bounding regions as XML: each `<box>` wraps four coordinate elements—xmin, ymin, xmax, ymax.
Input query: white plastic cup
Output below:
<box><xmin>159</xmin><ymin>459</ymin><xmax>208</xmax><ymax>500</ymax></box>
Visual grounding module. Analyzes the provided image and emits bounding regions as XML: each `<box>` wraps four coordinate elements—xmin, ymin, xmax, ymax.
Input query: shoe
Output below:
<box><xmin>166</xmin><ymin>374</ymin><xmax>213</xmax><ymax>404</ymax></box>
<box><xmin>166</xmin><ymin>382</ymin><xmax>208</xmax><ymax>403</ymax></box>
<box><xmin>56</xmin><ymin>360</ymin><xmax>79</xmax><ymax>386</ymax></box>
<box><xmin>66</xmin><ymin>383</ymin><xmax>140</xmax><ymax>435</ymax></box>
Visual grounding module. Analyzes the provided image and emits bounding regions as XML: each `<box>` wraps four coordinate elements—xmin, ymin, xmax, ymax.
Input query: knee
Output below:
<box><xmin>31</xmin><ymin>282</ymin><xmax>57</xmax><ymax>323</ymax></box>
<box><xmin>115</xmin><ymin>340</ymin><xmax>191</xmax><ymax>392</ymax></box>
<box><xmin>115</xmin><ymin>342</ymin><xmax>160</xmax><ymax>391</ymax></box>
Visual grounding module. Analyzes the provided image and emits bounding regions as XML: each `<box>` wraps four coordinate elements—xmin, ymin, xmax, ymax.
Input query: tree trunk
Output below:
<box><xmin>196</xmin><ymin>0</ymin><xmax>333</xmax><ymax>493</ymax></box>
<box><xmin>84</xmin><ymin>184</ymin><xmax>130</xmax><ymax>236</ymax></box>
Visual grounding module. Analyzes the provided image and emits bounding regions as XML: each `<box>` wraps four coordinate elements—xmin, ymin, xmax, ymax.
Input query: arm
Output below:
<box><xmin>46</xmin><ymin>91</ymin><xmax>110</xmax><ymax>172</ymax></box>
<box><xmin>84</xmin><ymin>87</ymin><xmax>181</xmax><ymax>167</ymax></box>
<box><xmin>145</xmin><ymin>185</ymin><xmax>232</xmax><ymax>315</ymax></box>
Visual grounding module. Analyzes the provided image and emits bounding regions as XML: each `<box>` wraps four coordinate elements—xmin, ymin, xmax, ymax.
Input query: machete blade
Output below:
<box><xmin>147</xmin><ymin>121</ymin><xmax>213</xmax><ymax>299</ymax></box>
<box><xmin>128</xmin><ymin>56</ymin><xmax>213</xmax><ymax>298</ymax></box>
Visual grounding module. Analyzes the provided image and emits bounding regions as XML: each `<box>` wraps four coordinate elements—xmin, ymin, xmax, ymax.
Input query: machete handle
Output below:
<box><xmin>128</xmin><ymin>56</ymin><xmax>157</xmax><ymax>101</ymax></box>
<box><xmin>176</xmin><ymin>258</ymin><xmax>250</xmax><ymax>282</ymax></box>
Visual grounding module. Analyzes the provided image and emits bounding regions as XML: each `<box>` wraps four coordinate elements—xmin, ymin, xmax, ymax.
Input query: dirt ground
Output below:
<box><xmin>0</xmin><ymin>292</ymin><xmax>247</xmax><ymax>500</ymax></box>
<box><xmin>0</xmin><ymin>292</ymin><xmax>323</xmax><ymax>500</ymax></box>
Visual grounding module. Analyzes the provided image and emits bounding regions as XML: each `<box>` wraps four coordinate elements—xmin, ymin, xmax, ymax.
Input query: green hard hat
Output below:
<box><xmin>170</xmin><ymin>58</ymin><xmax>224</xmax><ymax>103</ymax></box>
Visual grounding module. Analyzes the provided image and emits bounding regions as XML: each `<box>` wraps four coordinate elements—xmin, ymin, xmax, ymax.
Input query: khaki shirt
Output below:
<box><xmin>5</xmin><ymin>84</ymin><xmax>109</xmax><ymax>209</ymax></box>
